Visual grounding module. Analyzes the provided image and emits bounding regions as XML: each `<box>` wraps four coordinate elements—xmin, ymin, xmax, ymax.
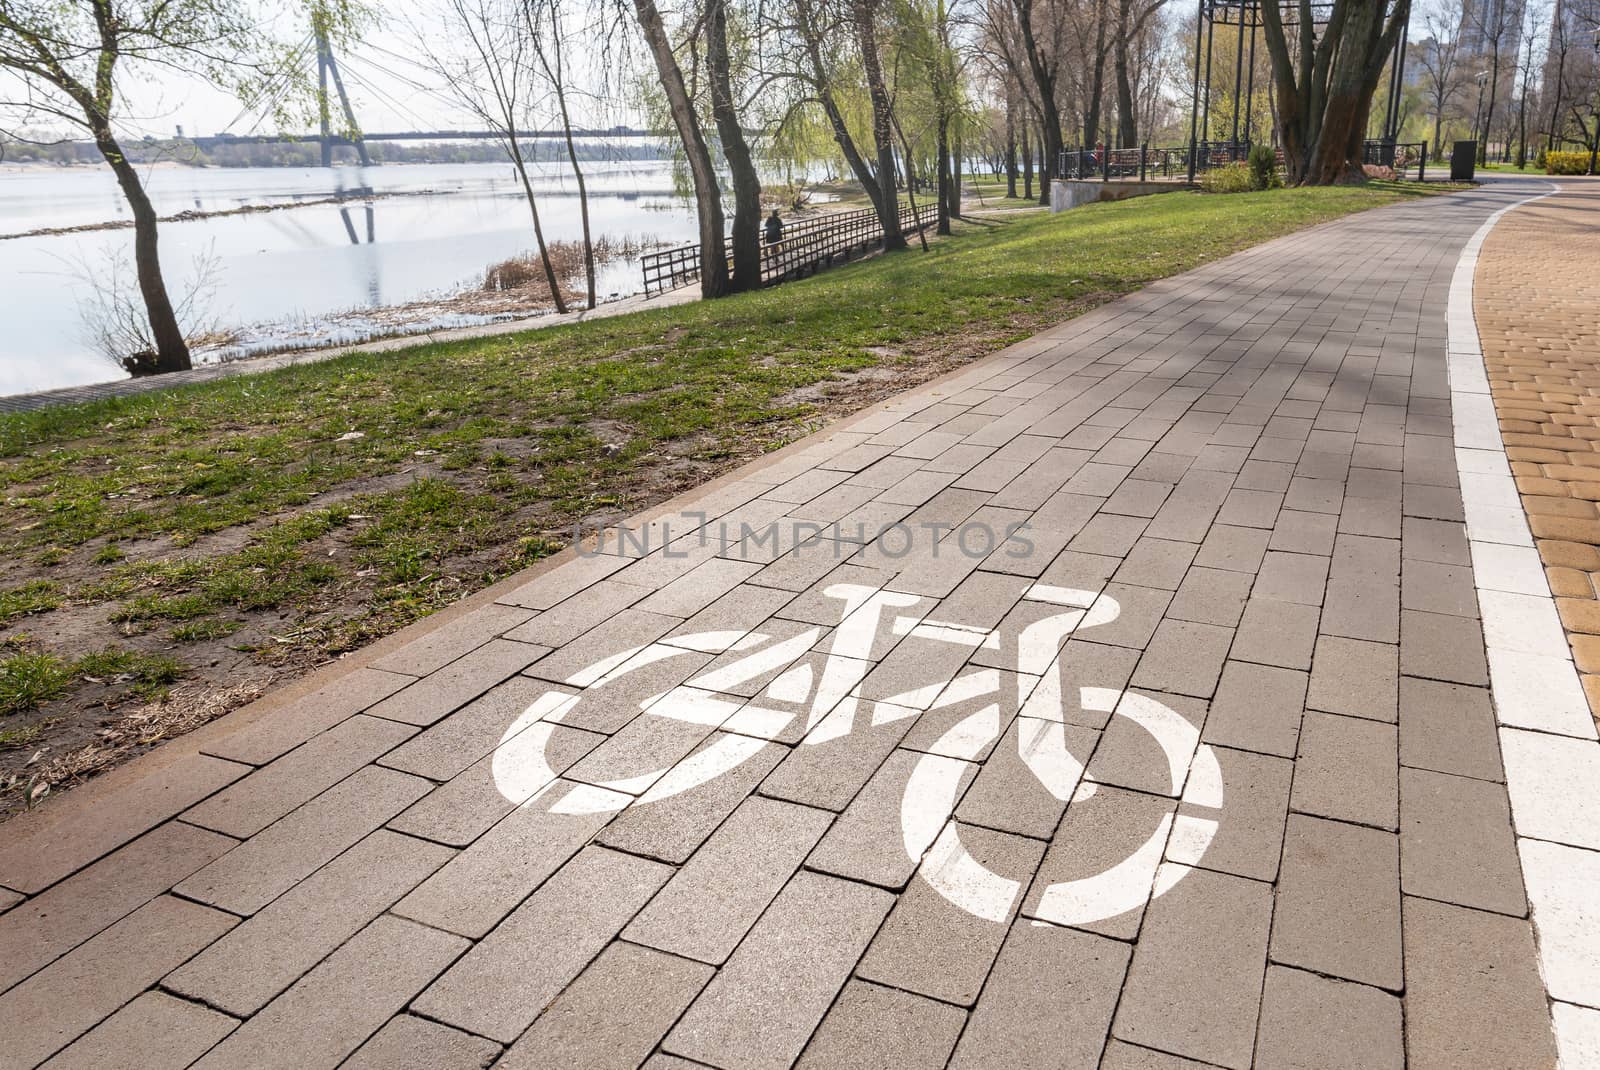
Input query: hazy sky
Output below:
<box><xmin>13</xmin><ymin>1</ymin><xmax>1441</xmax><ymax>144</ymax></box>
<box><xmin>8</xmin><ymin>3</ymin><xmax>633</xmax><ymax>142</ymax></box>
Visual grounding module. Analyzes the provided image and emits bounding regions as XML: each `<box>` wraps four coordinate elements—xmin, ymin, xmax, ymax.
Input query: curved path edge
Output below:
<box><xmin>1450</xmin><ymin>179</ymin><xmax>1600</xmax><ymax>1067</ymax></box>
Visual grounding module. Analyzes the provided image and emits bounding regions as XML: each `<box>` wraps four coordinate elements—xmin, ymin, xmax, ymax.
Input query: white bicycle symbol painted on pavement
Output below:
<box><xmin>491</xmin><ymin>582</ymin><xmax>1224</xmax><ymax>926</ymax></box>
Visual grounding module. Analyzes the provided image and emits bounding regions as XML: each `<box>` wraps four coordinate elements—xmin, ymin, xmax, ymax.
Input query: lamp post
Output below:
<box><xmin>1472</xmin><ymin>70</ymin><xmax>1489</xmax><ymax>146</ymax></box>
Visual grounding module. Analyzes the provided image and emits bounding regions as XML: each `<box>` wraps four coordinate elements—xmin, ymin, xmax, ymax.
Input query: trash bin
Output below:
<box><xmin>1451</xmin><ymin>141</ymin><xmax>1477</xmax><ymax>181</ymax></box>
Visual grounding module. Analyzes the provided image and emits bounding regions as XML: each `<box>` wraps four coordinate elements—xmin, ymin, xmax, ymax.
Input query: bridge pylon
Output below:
<box><xmin>314</xmin><ymin>22</ymin><xmax>370</xmax><ymax>167</ymax></box>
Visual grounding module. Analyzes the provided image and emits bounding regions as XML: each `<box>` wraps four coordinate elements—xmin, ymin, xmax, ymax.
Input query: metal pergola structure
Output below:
<box><xmin>1185</xmin><ymin>0</ymin><xmax>1410</xmax><ymax>181</ymax></box>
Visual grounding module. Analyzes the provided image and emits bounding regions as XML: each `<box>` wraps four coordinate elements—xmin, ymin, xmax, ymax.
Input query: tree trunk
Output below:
<box><xmin>508</xmin><ymin>136</ymin><xmax>568</xmax><ymax>313</ymax></box>
<box><xmin>633</xmin><ymin>0</ymin><xmax>729</xmax><ymax>296</ymax></box>
<box><xmin>1022</xmin><ymin>114</ymin><xmax>1034</xmax><ymax>199</ymax></box>
<box><xmin>948</xmin><ymin>135</ymin><xmax>962</xmax><ymax>220</ymax></box>
<box><xmin>936</xmin><ymin>111</ymin><xmax>952</xmax><ymax>235</ymax></box>
<box><xmin>1012</xmin><ymin>0</ymin><xmax>1062</xmax><ymax>202</ymax></box>
<box><xmin>1005</xmin><ymin>87</ymin><xmax>1019</xmax><ymax>197</ymax></box>
<box><xmin>551</xmin><ymin>83</ymin><xmax>595</xmax><ymax>309</ymax></box>
<box><xmin>1114</xmin><ymin>0</ymin><xmax>1137</xmax><ymax>146</ymax></box>
<box><xmin>797</xmin><ymin>1</ymin><xmax>886</xmax><ymax>216</ymax></box>
<box><xmin>1480</xmin><ymin>49</ymin><xmax>1500</xmax><ymax>165</ymax></box>
<box><xmin>706</xmin><ymin>0</ymin><xmax>762</xmax><ymax>291</ymax></box>
<box><xmin>853</xmin><ymin>0</ymin><xmax>908</xmax><ymax>251</ymax></box>
<box><xmin>1084</xmin><ymin>0</ymin><xmax>1109</xmax><ymax>148</ymax></box>
<box><xmin>97</xmin><ymin>128</ymin><xmax>190</xmax><ymax>373</ymax></box>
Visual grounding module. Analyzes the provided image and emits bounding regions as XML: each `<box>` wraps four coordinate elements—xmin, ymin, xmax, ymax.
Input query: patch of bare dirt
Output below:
<box><xmin>0</xmin><ymin>290</ymin><xmax>1123</xmax><ymax>818</ymax></box>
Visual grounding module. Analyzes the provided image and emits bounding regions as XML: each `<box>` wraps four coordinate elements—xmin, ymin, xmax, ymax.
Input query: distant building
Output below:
<box><xmin>1461</xmin><ymin>0</ymin><xmax>1526</xmax><ymax>59</ymax></box>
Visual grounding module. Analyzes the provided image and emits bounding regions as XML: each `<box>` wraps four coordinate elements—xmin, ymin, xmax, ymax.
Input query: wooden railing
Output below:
<box><xmin>641</xmin><ymin>203</ymin><xmax>940</xmax><ymax>297</ymax></box>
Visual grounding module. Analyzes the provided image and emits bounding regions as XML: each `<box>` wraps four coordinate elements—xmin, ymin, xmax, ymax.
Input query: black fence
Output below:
<box><xmin>641</xmin><ymin>203</ymin><xmax>940</xmax><ymax>297</ymax></box>
<box><xmin>1057</xmin><ymin>139</ymin><xmax>1431</xmax><ymax>183</ymax></box>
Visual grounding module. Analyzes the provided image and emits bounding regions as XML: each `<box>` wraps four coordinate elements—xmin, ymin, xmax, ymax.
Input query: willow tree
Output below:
<box><xmin>0</xmin><ymin>0</ymin><xmax>360</xmax><ymax>375</ymax></box>
<box><xmin>1260</xmin><ymin>0</ymin><xmax>1412</xmax><ymax>184</ymax></box>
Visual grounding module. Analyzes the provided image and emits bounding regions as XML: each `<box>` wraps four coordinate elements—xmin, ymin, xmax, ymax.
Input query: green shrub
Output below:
<box><xmin>1546</xmin><ymin>151</ymin><xmax>1594</xmax><ymax>175</ymax></box>
<box><xmin>1200</xmin><ymin>163</ymin><xmax>1255</xmax><ymax>193</ymax></box>
<box><xmin>1536</xmin><ymin>147</ymin><xmax>1548</xmax><ymax>171</ymax></box>
<box><xmin>1247</xmin><ymin>145</ymin><xmax>1282</xmax><ymax>190</ymax></box>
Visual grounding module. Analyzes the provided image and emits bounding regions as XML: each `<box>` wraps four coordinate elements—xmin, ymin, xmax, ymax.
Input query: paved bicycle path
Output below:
<box><xmin>0</xmin><ymin>178</ymin><xmax>1576</xmax><ymax>1069</ymax></box>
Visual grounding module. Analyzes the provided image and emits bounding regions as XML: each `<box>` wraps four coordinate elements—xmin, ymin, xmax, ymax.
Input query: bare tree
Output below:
<box><xmin>525</xmin><ymin>0</ymin><xmax>597</xmax><ymax>308</ymax></box>
<box><xmin>1513</xmin><ymin>1</ymin><xmax>1549</xmax><ymax>166</ymax></box>
<box><xmin>1468</xmin><ymin>0</ymin><xmax>1522</xmax><ymax>164</ymax></box>
<box><xmin>418</xmin><ymin>0</ymin><xmax>569</xmax><ymax>313</ymax></box>
<box><xmin>706</xmin><ymin>0</ymin><xmax>764</xmax><ymax>289</ymax></box>
<box><xmin>853</xmin><ymin>0</ymin><xmax>909</xmax><ymax>249</ymax></box>
<box><xmin>1415</xmin><ymin>1</ymin><xmax>1467</xmax><ymax>155</ymax></box>
<box><xmin>1260</xmin><ymin>0</ymin><xmax>1413</xmax><ymax>184</ymax></box>
<box><xmin>633</xmin><ymin>0</ymin><xmax>731</xmax><ymax>296</ymax></box>
<box><xmin>0</xmin><ymin>0</ymin><xmax>359</xmax><ymax>374</ymax></box>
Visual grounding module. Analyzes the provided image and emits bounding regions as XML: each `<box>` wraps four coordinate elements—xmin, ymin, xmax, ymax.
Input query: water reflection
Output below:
<box><xmin>0</xmin><ymin>160</ymin><xmax>699</xmax><ymax>395</ymax></box>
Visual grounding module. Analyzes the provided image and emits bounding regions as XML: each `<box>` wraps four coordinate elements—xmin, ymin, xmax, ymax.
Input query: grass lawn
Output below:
<box><xmin>1478</xmin><ymin>161</ymin><xmax>1549</xmax><ymax>175</ymax></box>
<box><xmin>0</xmin><ymin>180</ymin><xmax>1454</xmax><ymax>810</ymax></box>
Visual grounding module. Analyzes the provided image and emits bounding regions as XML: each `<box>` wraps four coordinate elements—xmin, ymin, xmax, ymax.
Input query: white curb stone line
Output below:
<box><xmin>1446</xmin><ymin>180</ymin><xmax>1600</xmax><ymax>1068</ymax></box>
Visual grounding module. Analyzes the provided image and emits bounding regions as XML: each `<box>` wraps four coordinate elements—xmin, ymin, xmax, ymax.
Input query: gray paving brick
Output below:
<box><xmin>341</xmin><ymin>1015</ymin><xmax>500</xmax><ymax>1070</ymax></box>
<box><xmin>1202</xmin><ymin>661</ymin><xmax>1306</xmax><ymax>758</ymax></box>
<box><xmin>498</xmin><ymin>942</ymin><xmax>712</xmax><ymax>1070</ymax></box>
<box><xmin>1229</xmin><ymin>597</ymin><xmax>1319</xmax><ymax>669</ymax></box>
<box><xmin>39</xmin><ymin>991</ymin><xmax>238</xmax><ymax>1070</ymax></box>
<box><xmin>1087</xmin><ymin>692</ymin><xmax>1206</xmax><ymax>795</ymax></box>
<box><xmin>1112</xmin><ymin>536</ymin><xmax>1200</xmax><ymax>590</ymax></box>
<box><xmin>203</xmin><ymin>667</ymin><xmax>415</xmax><ymax>765</ymax></box>
<box><xmin>165</xmin><ymin>828</ymin><xmax>452</xmax><ymax>1015</ymax></box>
<box><xmin>1112</xmin><ymin>864</ymin><xmax>1271</xmax><ymax>1070</ymax></box>
<box><xmin>1403</xmin><ymin>897</ymin><xmax>1557</xmax><ymax>1070</ymax></box>
<box><xmin>808</xmin><ymin>749</ymin><xmax>974</xmax><ymax>888</ymax></box>
<box><xmin>1169</xmin><ymin>745</ymin><xmax>1292</xmax><ymax>881</ymax></box>
<box><xmin>1401</xmin><ymin>516</ymin><xmax>1471</xmax><ymax>566</ymax></box>
<box><xmin>1255</xmin><ymin>966</ymin><xmax>1403</xmax><ymax>1069</ymax></box>
<box><xmin>0</xmin><ymin>752</ymin><xmax>249</xmax><ymax>895</ymax></box>
<box><xmin>665</xmin><ymin>871</ymin><xmax>893</xmax><ymax>1070</ymax></box>
<box><xmin>387</xmin><ymin>721</ymin><xmax>604</xmax><ymax>847</ymax></box>
<box><xmin>183</xmin><ymin>714</ymin><xmax>416</xmax><ymax>838</ymax></box>
<box><xmin>625</xmin><ymin>795</ymin><xmax>831</xmax><ymax>964</ymax></box>
<box><xmin>191</xmin><ymin>915</ymin><xmax>467</xmax><ymax>1070</ymax></box>
<box><xmin>1130</xmin><ymin>620</ymin><xmax>1233</xmax><ymax>698</ymax></box>
<box><xmin>858</xmin><ymin>822</ymin><xmax>1043</xmax><ymax>1003</ymax></box>
<box><xmin>524</xmin><ymin>609</ymin><xmax>684</xmax><ymax>683</ymax></box>
<box><xmin>1400</xmin><ymin>767</ymin><xmax>1526</xmax><ymax>915</ymax></box>
<box><xmin>1320</xmin><ymin>534</ymin><xmax>1400</xmax><ymax>643</ymax></box>
<box><xmin>1292</xmin><ymin>711</ymin><xmax>1398</xmax><ymax>829</ymax></box>
<box><xmin>1400</xmin><ymin>560</ymin><xmax>1479</xmax><ymax>618</ymax></box>
<box><xmin>956</xmin><ymin>716</ymin><xmax>1098</xmax><ymax>838</ymax></box>
<box><xmin>0</xmin><ymin>820</ymin><xmax>234</xmax><ymax>993</ymax></box>
<box><xmin>368</xmin><ymin>639</ymin><xmax>550</xmax><ymax>726</ymax></box>
<box><xmin>1271</xmin><ymin>814</ymin><xmax>1401</xmax><ymax>990</ymax></box>
<box><xmin>1307</xmin><ymin>635</ymin><xmax>1398</xmax><ymax>721</ymax></box>
<box><xmin>504</xmin><ymin>580</ymin><xmax>653</xmax><ymax>646</ymax></box>
<box><xmin>1069</xmin><ymin>513</ymin><xmax>1151</xmax><ymax>556</ymax></box>
<box><xmin>1397</xmin><ymin>677</ymin><xmax>1502</xmax><ymax>781</ymax></box>
<box><xmin>175</xmin><ymin>765</ymin><xmax>430</xmax><ymax>915</ymax></box>
<box><xmin>379</xmin><ymin>676</ymin><xmax>569</xmax><ymax>781</ymax></box>
<box><xmin>798</xmin><ymin>979</ymin><xmax>966</xmax><ymax>1070</ymax></box>
<box><xmin>761</xmin><ymin>700</ymin><xmax>917</xmax><ymax>811</ymax></box>
<box><xmin>949</xmin><ymin>921</ymin><xmax>1129</xmax><ymax>1068</ymax></box>
<box><xmin>1400</xmin><ymin>608</ymin><xmax>1488</xmax><ymax>685</ymax></box>
<box><xmin>597</xmin><ymin>731</ymin><xmax>786</xmax><ymax>863</ymax></box>
<box><xmin>1165</xmin><ymin>566</ymin><xmax>1253</xmax><ymax>626</ymax></box>
<box><xmin>1253</xmin><ymin>550</ymin><xmax>1330</xmax><ymax>606</ymax></box>
<box><xmin>0</xmin><ymin>896</ymin><xmax>236</xmax><ymax>1070</ymax></box>
<box><xmin>1100</xmin><ymin>1040</ymin><xmax>1219</xmax><ymax>1069</ymax></box>
<box><xmin>414</xmin><ymin>847</ymin><xmax>671</xmax><ymax>1043</ymax></box>
<box><xmin>496</xmin><ymin>551</ymin><xmax>632</xmax><ymax>610</ymax></box>
<box><xmin>394</xmin><ymin>779</ymin><xmax>624</xmax><ymax>938</ymax></box>
<box><xmin>1193</xmin><ymin>524</ymin><xmax>1271</xmax><ymax>573</ymax></box>
<box><xmin>1023</xmin><ymin>784</ymin><xmax>1175</xmax><ymax>939</ymax></box>
<box><xmin>371</xmin><ymin>602</ymin><xmax>536</xmax><ymax>677</ymax></box>
<box><xmin>1267</xmin><ymin>509</ymin><xmax>1338</xmax><ymax>556</ymax></box>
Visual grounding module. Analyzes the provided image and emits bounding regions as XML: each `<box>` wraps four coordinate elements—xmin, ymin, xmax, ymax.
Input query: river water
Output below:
<box><xmin>0</xmin><ymin>156</ymin><xmax>700</xmax><ymax>396</ymax></box>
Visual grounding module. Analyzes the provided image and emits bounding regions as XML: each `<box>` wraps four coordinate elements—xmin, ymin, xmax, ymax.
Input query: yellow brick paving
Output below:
<box><xmin>1475</xmin><ymin>177</ymin><xmax>1600</xmax><ymax>724</ymax></box>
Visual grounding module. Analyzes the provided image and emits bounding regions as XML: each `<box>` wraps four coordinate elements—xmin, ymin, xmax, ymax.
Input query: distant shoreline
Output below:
<box><xmin>0</xmin><ymin>187</ymin><xmax>424</xmax><ymax>241</ymax></box>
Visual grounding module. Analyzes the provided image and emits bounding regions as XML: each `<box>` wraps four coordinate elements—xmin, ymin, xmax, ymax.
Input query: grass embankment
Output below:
<box><xmin>0</xmin><ymin>181</ymin><xmax>1450</xmax><ymax>810</ymax></box>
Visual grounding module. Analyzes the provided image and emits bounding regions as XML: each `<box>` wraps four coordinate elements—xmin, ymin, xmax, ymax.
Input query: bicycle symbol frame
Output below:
<box><xmin>491</xmin><ymin>582</ymin><xmax>1224</xmax><ymax>926</ymax></box>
